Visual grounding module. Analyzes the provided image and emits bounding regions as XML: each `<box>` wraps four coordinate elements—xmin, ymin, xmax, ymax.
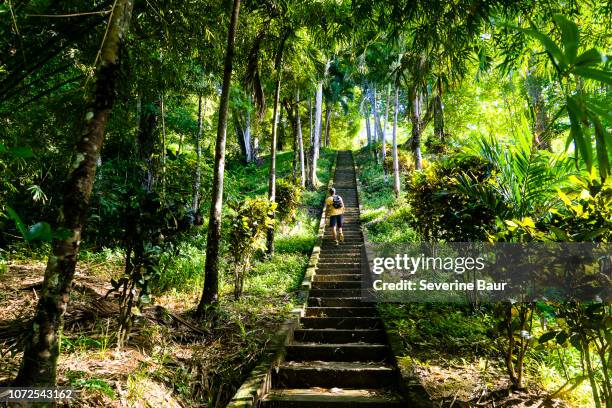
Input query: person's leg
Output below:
<box><xmin>330</xmin><ymin>216</ymin><xmax>338</xmax><ymax>244</ymax></box>
<box><xmin>338</xmin><ymin>214</ymin><xmax>344</xmax><ymax>242</ymax></box>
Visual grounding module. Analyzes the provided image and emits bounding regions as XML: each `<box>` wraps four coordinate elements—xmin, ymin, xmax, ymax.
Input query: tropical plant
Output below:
<box><xmin>517</xmin><ymin>14</ymin><xmax>611</xmax><ymax>181</ymax></box>
<box><xmin>455</xmin><ymin>116</ymin><xmax>575</xmax><ymax>223</ymax></box>
<box><xmin>227</xmin><ymin>197</ymin><xmax>276</xmax><ymax>300</ymax></box>
<box><xmin>275</xmin><ymin>178</ymin><xmax>303</xmax><ymax>224</ymax></box>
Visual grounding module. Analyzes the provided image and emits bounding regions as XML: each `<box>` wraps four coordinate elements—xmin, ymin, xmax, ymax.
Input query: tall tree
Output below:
<box><xmin>266</xmin><ymin>31</ymin><xmax>289</xmax><ymax>257</ymax></box>
<box><xmin>14</xmin><ymin>0</ymin><xmax>135</xmax><ymax>386</ymax></box>
<box><xmin>392</xmin><ymin>87</ymin><xmax>400</xmax><ymax>198</ymax></box>
<box><xmin>295</xmin><ymin>89</ymin><xmax>305</xmax><ymax>187</ymax></box>
<box><xmin>197</xmin><ymin>0</ymin><xmax>241</xmax><ymax>314</ymax></box>
<box><xmin>192</xmin><ymin>95</ymin><xmax>204</xmax><ymax>211</ymax></box>
<box><xmin>307</xmin><ymin>82</ymin><xmax>322</xmax><ymax>189</ymax></box>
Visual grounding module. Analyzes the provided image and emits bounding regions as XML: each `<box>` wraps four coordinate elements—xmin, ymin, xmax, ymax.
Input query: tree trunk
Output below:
<box><xmin>382</xmin><ymin>84</ymin><xmax>389</xmax><ymax>163</ymax></box>
<box><xmin>192</xmin><ymin>95</ymin><xmax>203</xmax><ymax>211</ymax></box>
<box><xmin>244</xmin><ymin>102</ymin><xmax>252</xmax><ymax>162</ymax></box>
<box><xmin>307</xmin><ymin>83</ymin><xmax>322</xmax><ymax>190</ymax></box>
<box><xmin>525</xmin><ymin>67</ymin><xmax>549</xmax><ymax>150</ymax></box>
<box><xmin>309</xmin><ymin>96</ymin><xmax>313</xmax><ymax>146</ymax></box>
<box><xmin>364</xmin><ymin>109</ymin><xmax>372</xmax><ymax>145</ymax></box>
<box><xmin>296</xmin><ymin>89</ymin><xmax>305</xmax><ymax>187</ymax></box>
<box><xmin>392</xmin><ymin>87</ymin><xmax>400</xmax><ymax>198</ymax></box>
<box><xmin>160</xmin><ymin>93</ymin><xmax>167</xmax><ymax>195</ymax></box>
<box><xmin>277</xmin><ymin>106</ymin><xmax>285</xmax><ymax>151</ymax></box>
<box><xmin>234</xmin><ymin>111</ymin><xmax>248</xmax><ymax>163</ymax></box>
<box><xmin>409</xmin><ymin>87</ymin><xmax>423</xmax><ymax>170</ymax></box>
<box><xmin>266</xmin><ymin>32</ymin><xmax>288</xmax><ymax>258</ymax></box>
<box><xmin>324</xmin><ymin>100</ymin><xmax>331</xmax><ymax>147</ymax></box>
<box><xmin>197</xmin><ymin>0</ymin><xmax>241</xmax><ymax>314</ymax></box>
<box><xmin>138</xmin><ymin>102</ymin><xmax>159</xmax><ymax>191</ymax></box>
<box><xmin>434</xmin><ymin>77</ymin><xmax>444</xmax><ymax>143</ymax></box>
<box><xmin>371</xmin><ymin>86</ymin><xmax>383</xmax><ymax>141</ymax></box>
<box><xmin>14</xmin><ymin>0</ymin><xmax>134</xmax><ymax>386</ymax></box>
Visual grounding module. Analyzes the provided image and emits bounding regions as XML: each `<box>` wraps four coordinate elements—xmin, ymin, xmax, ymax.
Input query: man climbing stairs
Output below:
<box><xmin>259</xmin><ymin>151</ymin><xmax>405</xmax><ymax>407</ymax></box>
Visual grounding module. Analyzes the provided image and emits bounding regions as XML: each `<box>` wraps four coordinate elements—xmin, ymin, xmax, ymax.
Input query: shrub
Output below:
<box><xmin>406</xmin><ymin>154</ymin><xmax>495</xmax><ymax>241</ymax></box>
<box><xmin>383</xmin><ymin>147</ymin><xmax>416</xmax><ymax>174</ymax></box>
<box><xmin>228</xmin><ymin>197</ymin><xmax>276</xmax><ymax>299</ymax></box>
<box><xmin>275</xmin><ymin>178</ymin><xmax>303</xmax><ymax>224</ymax></box>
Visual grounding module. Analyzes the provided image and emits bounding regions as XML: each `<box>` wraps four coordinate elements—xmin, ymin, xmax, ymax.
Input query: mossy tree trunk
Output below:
<box><xmin>197</xmin><ymin>0</ymin><xmax>241</xmax><ymax>314</ymax></box>
<box><xmin>14</xmin><ymin>0</ymin><xmax>134</xmax><ymax>386</ymax></box>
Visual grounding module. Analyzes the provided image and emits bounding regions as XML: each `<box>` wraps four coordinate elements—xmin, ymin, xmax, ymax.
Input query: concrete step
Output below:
<box><xmin>314</xmin><ymin>269</ymin><xmax>362</xmax><ymax>276</ymax></box>
<box><xmin>260</xmin><ymin>388</ymin><xmax>404</xmax><ymax>408</ymax></box>
<box><xmin>285</xmin><ymin>343</ymin><xmax>390</xmax><ymax>362</ymax></box>
<box><xmin>293</xmin><ymin>328</ymin><xmax>387</xmax><ymax>343</ymax></box>
<box><xmin>309</xmin><ymin>288</ymin><xmax>361</xmax><ymax>297</ymax></box>
<box><xmin>311</xmin><ymin>281</ymin><xmax>361</xmax><ymax>290</ymax></box>
<box><xmin>300</xmin><ymin>317</ymin><xmax>383</xmax><ymax>329</ymax></box>
<box><xmin>313</xmin><ymin>274</ymin><xmax>361</xmax><ymax>282</ymax></box>
<box><xmin>307</xmin><ymin>297</ymin><xmax>369</xmax><ymax>307</ymax></box>
<box><xmin>272</xmin><ymin>361</ymin><xmax>397</xmax><ymax>389</ymax></box>
<box><xmin>305</xmin><ymin>307</ymin><xmax>376</xmax><ymax>317</ymax></box>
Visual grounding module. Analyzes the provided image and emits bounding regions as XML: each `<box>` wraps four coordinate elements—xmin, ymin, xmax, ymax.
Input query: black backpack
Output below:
<box><xmin>332</xmin><ymin>195</ymin><xmax>344</xmax><ymax>209</ymax></box>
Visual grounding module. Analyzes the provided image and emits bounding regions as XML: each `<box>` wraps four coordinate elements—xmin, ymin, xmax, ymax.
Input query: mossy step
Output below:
<box><xmin>259</xmin><ymin>388</ymin><xmax>404</xmax><ymax>408</ymax></box>
<box><xmin>272</xmin><ymin>361</ymin><xmax>397</xmax><ymax>389</ymax></box>
<box><xmin>293</xmin><ymin>328</ymin><xmax>386</xmax><ymax>344</ymax></box>
<box><xmin>305</xmin><ymin>306</ymin><xmax>376</xmax><ymax>317</ymax></box>
<box><xmin>311</xmin><ymin>281</ymin><xmax>361</xmax><ymax>289</ymax></box>
<box><xmin>300</xmin><ymin>317</ymin><xmax>383</xmax><ymax>329</ymax></box>
<box><xmin>307</xmin><ymin>297</ymin><xmax>368</xmax><ymax>307</ymax></box>
<box><xmin>313</xmin><ymin>274</ymin><xmax>362</xmax><ymax>282</ymax></box>
<box><xmin>309</xmin><ymin>288</ymin><xmax>361</xmax><ymax>297</ymax></box>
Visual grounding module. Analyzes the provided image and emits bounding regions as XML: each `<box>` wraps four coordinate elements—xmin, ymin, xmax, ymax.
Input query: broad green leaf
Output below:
<box><xmin>574</xmin><ymin>48</ymin><xmax>604</xmax><ymax>67</ymax></box>
<box><xmin>0</xmin><ymin>143</ymin><xmax>5</xmax><ymax>153</ymax></box>
<box><xmin>6</xmin><ymin>205</ymin><xmax>27</xmax><ymax>239</ymax></box>
<box><xmin>553</xmin><ymin>14</ymin><xmax>579</xmax><ymax>63</ymax></box>
<box><xmin>585</xmin><ymin>100</ymin><xmax>612</xmax><ymax>123</ymax></box>
<box><xmin>25</xmin><ymin>222</ymin><xmax>53</xmax><ymax>242</ymax></box>
<box><xmin>573</xmin><ymin>67</ymin><xmax>612</xmax><ymax>86</ymax></box>
<box><xmin>587</xmin><ymin>111</ymin><xmax>611</xmax><ymax>180</ymax></box>
<box><xmin>566</xmin><ymin>96</ymin><xmax>593</xmax><ymax>170</ymax></box>
<box><xmin>8</xmin><ymin>146</ymin><xmax>34</xmax><ymax>158</ymax></box>
<box><xmin>522</xmin><ymin>28</ymin><xmax>568</xmax><ymax>71</ymax></box>
<box><xmin>539</xmin><ymin>330</ymin><xmax>558</xmax><ymax>343</ymax></box>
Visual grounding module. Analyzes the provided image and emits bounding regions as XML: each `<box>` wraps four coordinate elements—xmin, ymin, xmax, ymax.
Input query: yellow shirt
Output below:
<box><xmin>325</xmin><ymin>195</ymin><xmax>345</xmax><ymax>216</ymax></box>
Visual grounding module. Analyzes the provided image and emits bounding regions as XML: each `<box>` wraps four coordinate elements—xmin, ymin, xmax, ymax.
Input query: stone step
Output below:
<box><xmin>259</xmin><ymin>388</ymin><xmax>404</xmax><ymax>408</ymax></box>
<box><xmin>313</xmin><ymin>274</ymin><xmax>361</xmax><ymax>282</ymax></box>
<box><xmin>300</xmin><ymin>317</ymin><xmax>383</xmax><ymax>329</ymax></box>
<box><xmin>305</xmin><ymin>307</ymin><xmax>377</xmax><ymax>317</ymax></box>
<box><xmin>309</xmin><ymin>288</ymin><xmax>361</xmax><ymax>297</ymax></box>
<box><xmin>293</xmin><ymin>328</ymin><xmax>387</xmax><ymax>344</ymax></box>
<box><xmin>285</xmin><ymin>343</ymin><xmax>390</xmax><ymax>362</ymax></box>
<box><xmin>307</xmin><ymin>297</ymin><xmax>369</xmax><ymax>307</ymax></box>
<box><xmin>316</xmin><ymin>262</ymin><xmax>361</xmax><ymax>268</ymax></box>
<box><xmin>272</xmin><ymin>361</ymin><xmax>397</xmax><ymax>389</ymax></box>
<box><xmin>311</xmin><ymin>281</ymin><xmax>361</xmax><ymax>290</ymax></box>
<box><xmin>314</xmin><ymin>270</ymin><xmax>362</xmax><ymax>276</ymax></box>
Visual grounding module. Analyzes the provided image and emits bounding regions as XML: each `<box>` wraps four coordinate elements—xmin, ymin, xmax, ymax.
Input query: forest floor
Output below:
<box><xmin>0</xmin><ymin>258</ymin><xmax>298</xmax><ymax>407</ymax></box>
<box><xmin>0</xmin><ymin>150</ymin><xmax>335</xmax><ymax>407</ymax></box>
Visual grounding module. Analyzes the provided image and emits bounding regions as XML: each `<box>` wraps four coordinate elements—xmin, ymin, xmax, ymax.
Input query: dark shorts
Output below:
<box><xmin>329</xmin><ymin>214</ymin><xmax>343</xmax><ymax>228</ymax></box>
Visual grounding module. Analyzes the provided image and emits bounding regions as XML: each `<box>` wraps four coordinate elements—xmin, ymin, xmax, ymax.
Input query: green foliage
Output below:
<box><xmin>383</xmin><ymin>147</ymin><xmax>416</xmax><ymax>175</ymax></box>
<box><xmin>378</xmin><ymin>304</ymin><xmax>493</xmax><ymax>355</ymax></box>
<box><xmin>406</xmin><ymin>154</ymin><xmax>495</xmax><ymax>241</ymax></box>
<box><xmin>275</xmin><ymin>178</ymin><xmax>303</xmax><ymax>224</ymax></box>
<box><xmin>494</xmin><ymin>175</ymin><xmax>611</xmax><ymax>242</ymax></box>
<box><xmin>519</xmin><ymin>14</ymin><xmax>611</xmax><ymax>181</ymax></box>
<box><xmin>228</xmin><ymin>197</ymin><xmax>276</xmax><ymax>299</ymax></box>
<box><xmin>455</xmin><ymin>119</ymin><xmax>575</xmax><ymax>222</ymax></box>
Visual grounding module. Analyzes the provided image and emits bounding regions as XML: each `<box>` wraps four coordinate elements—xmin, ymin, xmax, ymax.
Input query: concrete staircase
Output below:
<box><xmin>259</xmin><ymin>151</ymin><xmax>405</xmax><ymax>407</ymax></box>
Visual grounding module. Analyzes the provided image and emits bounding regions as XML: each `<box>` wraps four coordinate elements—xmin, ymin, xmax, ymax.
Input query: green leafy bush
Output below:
<box><xmin>275</xmin><ymin>178</ymin><xmax>303</xmax><ymax>224</ymax></box>
<box><xmin>228</xmin><ymin>197</ymin><xmax>276</xmax><ymax>299</ymax></box>
<box><xmin>406</xmin><ymin>155</ymin><xmax>495</xmax><ymax>241</ymax></box>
